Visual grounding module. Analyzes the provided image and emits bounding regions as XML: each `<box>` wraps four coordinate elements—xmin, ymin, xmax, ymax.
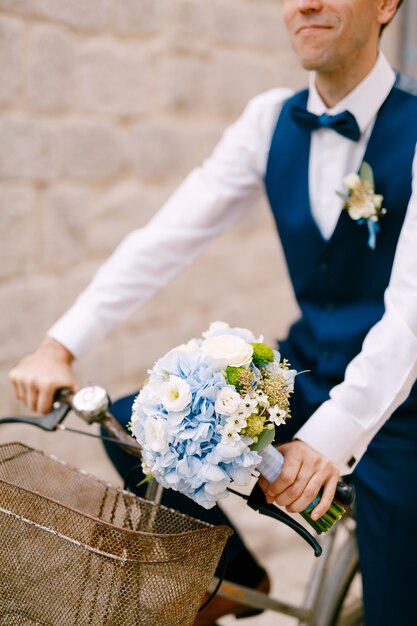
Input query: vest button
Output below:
<box><xmin>325</xmin><ymin>302</ymin><xmax>334</xmax><ymax>311</ymax></box>
<box><xmin>322</xmin><ymin>350</ymin><xmax>331</xmax><ymax>361</ymax></box>
<box><xmin>319</xmin><ymin>261</ymin><xmax>328</xmax><ymax>273</ymax></box>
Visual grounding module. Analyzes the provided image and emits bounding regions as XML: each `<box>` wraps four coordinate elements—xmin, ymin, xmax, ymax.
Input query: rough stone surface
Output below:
<box><xmin>163</xmin><ymin>0</ymin><xmax>212</xmax><ymax>53</ymax></box>
<box><xmin>78</xmin><ymin>39</ymin><xmax>152</xmax><ymax>116</ymax></box>
<box><xmin>26</xmin><ymin>24</ymin><xmax>75</xmax><ymax>113</ymax></box>
<box><xmin>212</xmin><ymin>1</ymin><xmax>287</xmax><ymax>51</ymax></box>
<box><xmin>156</xmin><ymin>55</ymin><xmax>212</xmax><ymax>113</ymax></box>
<box><xmin>0</xmin><ymin>0</ymin><xmax>35</xmax><ymax>14</ymax></box>
<box><xmin>41</xmin><ymin>185</ymin><xmax>90</xmax><ymax>269</ymax></box>
<box><xmin>0</xmin><ymin>116</ymin><xmax>60</xmax><ymax>180</ymax></box>
<box><xmin>34</xmin><ymin>0</ymin><xmax>113</xmax><ymax>31</ymax></box>
<box><xmin>129</xmin><ymin>120</ymin><xmax>221</xmax><ymax>182</ymax></box>
<box><xmin>0</xmin><ymin>274</ymin><xmax>60</xmax><ymax>362</ymax></box>
<box><xmin>0</xmin><ymin>16</ymin><xmax>22</xmax><ymax>108</ymax></box>
<box><xmin>212</xmin><ymin>50</ymin><xmax>281</xmax><ymax>117</ymax></box>
<box><xmin>0</xmin><ymin>184</ymin><xmax>37</xmax><ymax>278</ymax></box>
<box><xmin>111</xmin><ymin>0</ymin><xmax>163</xmax><ymax>36</ymax></box>
<box><xmin>57</xmin><ymin>120</ymin><xmax>125</xmax><ymax>180</ymax></box>
<box><xmin>88</xmin><ymin>180</ymin><xmax>165</xmax><ymax>256</ymax></box>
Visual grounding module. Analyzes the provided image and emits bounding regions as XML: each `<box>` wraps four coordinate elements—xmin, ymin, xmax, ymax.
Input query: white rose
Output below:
<box><xmin>202</xmin><ymin>334</ymin><xmax>253</xmax><ymax>368</ymax></box>
<box><xmin>203</xmin><ymin>321</ymin><xmax>256</xmax><ymax>343</ymax></box>
<box><xmin>160</xmin><ymin>375</ymin><xmax>192</xmax><ymax>412</ymax></box>
<box><xmin>215</xmin><ymin>386</ymin><xmax>242</xmax><ymax>415</ymax></box>
<box><xmin>144</xmin><ymin>417</ymin><xmax>169</xmax><ymax>454</ymax></box>
<box><xmin>202</xmin><ymin>321</ymin><xmax>230</xmax><ymax>338</ymax></box>
<box><xmin>167</xmin><ymin>340</ymin><xmax>200</xmax><ymax>355</ymax></box>
<box><xmin>343</xmin><ymin>173</ymin><xmax>361</xmax><ymax>190</ymax></box>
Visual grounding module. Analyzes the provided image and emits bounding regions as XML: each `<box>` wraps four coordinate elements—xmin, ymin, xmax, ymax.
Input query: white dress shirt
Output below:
<box><xmin>49</xmin><ymin>53</ymin><xmax>417</xmax><ymax>475</ymax></box>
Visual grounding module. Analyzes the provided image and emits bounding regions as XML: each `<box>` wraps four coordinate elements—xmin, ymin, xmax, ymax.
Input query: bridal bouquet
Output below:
<box><xmin>129</xmin><ymin>322</ymin><xmax>295</xmax><ymax>509</ymax></box>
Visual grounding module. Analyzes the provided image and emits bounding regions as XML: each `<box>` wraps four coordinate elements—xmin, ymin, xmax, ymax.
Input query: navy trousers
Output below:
<box><xmin>104</xmin><ymin>390</ymin><xmax>417</xmax><ymax>625</ymax></box>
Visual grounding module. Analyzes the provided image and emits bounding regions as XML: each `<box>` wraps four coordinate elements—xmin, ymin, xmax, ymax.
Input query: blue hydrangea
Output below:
<box><xmin>130</xmin><ymin>347</ymin><xmax>261</xmax><ymax>509</ymax></box>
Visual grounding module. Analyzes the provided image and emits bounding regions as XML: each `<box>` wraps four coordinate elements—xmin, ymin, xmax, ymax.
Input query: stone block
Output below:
<box><xmin>0</xmin><ymin>16</ymin><xmax>23</xmax><ymax>108</ymax></box>
<box><xmin>0</xmin><ymin>0</ymin><xmax>35</xmax><ymax>14</ymax></box>
<box><xmin>163</xmin><ymin>0</ymin><xmax>212</xmax><ymax>53</ymax></box>
<box><xmin>0</xmin><ymin>274</ymin><xmax>61</xmax><ymax>363</ymax></box>
<box><xmin>34</xmin><ymin>0</ymin><xmax>113</xmax><ymax>32</ymax></box>
<box><xmin>41</xmin><ymin>184</ymin><xmax>89</xmax><ymax>269</ymax></box>
<box><xmin>0</xmin><ymin>115</ymin><xmax>60</xmax><ymax>180</ymax></box>
<box><xmin>212</xmin><ymin>50</ymin><xmax>280</xmax><ymax>117</ymax></box>
<box><xmin>58</xmin><ymin>120</ymin><xmax>125</xmax><ymax>180</ymax></box>
<box><xmin>212</xmin><ymin>0</ymin><xmax>286</xmax><ymax>51</ymax></box>
<box><xmin>89</xmin><ymin>180</ymin><xmax>166</xmax><ymax>256</ymax></box>
<box><xmin>26</xmin><ymin>24</ymin><xmax>75</xmax><ymax>113</ymax></box>
<box><xmin>0</xmin><ymin>184</ymin><xmax>37</xmax><ymax>279</ymax></box>
<box><xmin>111</xmin><ymin>0</ymin><xmax>164</xmax><ymax>36</ymax></box>
<box><xmin>78</xmin><ymin>39</ymin><xmax>152</xmax><ymax>116</ymax></box>
<box><xmin>129</xmin><ymin>119</ymin><xmax>220</xmax><ymax>182</ymax></box>
<box><xmin>156</xmin><ymin>55</ymin><xmax>212</xmax><ymax>113</ymax></box>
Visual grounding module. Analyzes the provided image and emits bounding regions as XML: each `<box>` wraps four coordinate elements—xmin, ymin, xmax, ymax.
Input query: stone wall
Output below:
<box><xmin>1</xmin><ymin>0</ymin><xmax>402</xmax><ymax>425</ymax></box>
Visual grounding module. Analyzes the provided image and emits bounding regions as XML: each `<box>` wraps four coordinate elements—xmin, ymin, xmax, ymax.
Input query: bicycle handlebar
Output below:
<box><xmin>1</xmin><ymin>385</ymin><xmax>358</xmax><ymax>556</ymax></box>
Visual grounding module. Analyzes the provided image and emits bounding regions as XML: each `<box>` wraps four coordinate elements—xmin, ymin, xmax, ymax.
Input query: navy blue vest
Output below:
<box><xmin>265</xmin><ymin>75</ymin><xmax>417</xmax><ymax>417</ymax></box>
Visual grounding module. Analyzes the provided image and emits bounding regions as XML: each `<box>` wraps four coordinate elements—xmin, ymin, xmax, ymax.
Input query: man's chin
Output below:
<box><xmin>295</xmin><ymin>51</ymin><xmax>332</xmax><ymax>73</ymax></box>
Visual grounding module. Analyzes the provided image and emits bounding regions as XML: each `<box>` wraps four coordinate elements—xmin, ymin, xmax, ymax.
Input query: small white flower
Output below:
<box><xmin>239</xmin><ymin>394</ymin><xmax>259</xmax><ymax>418</ymax></box>
<box><xmin>229</xmin><ymin>413</ymin><xmax>248</xmax><ymax>431</ymax></box>
<box><xmin>160</xmin><ymin>375</ymin><xmax>192</xmax><ymax>412</ymax></box>
<box><xmin>268</xmin><ymin>405</ymin><xmax>287</xmax><ymax>426</ymax></box>
<box><xmin>144</xmin><ymin>417</ymin><xmax>169</xmax><ymax>454</ymax></box>
<box><xmin>215</xmin><ymin>386</ymin><xmax>242</xmax><ymax>416</ymax></box>
<box><xmin>255</xmin><ymin>389</ymin><xmax>269</xmax><ymax>408</ymax></box>
<box><xmin>202</xmin><ymin>334</ymin><xmax>253</xmax><ymax>368</ymax></box>
<box><xmin>343</xmin><ymin>173</ymin><xmax>361</xmax><ymax>190</ymax></box>
<box><xmin>221</xmin><ymin>422</ymin><xmax>241</xmax><ymax>445</ymax></box>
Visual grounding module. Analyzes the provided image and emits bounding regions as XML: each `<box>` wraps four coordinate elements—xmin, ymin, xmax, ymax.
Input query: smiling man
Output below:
<box><xmin>9</xmin><ymin>1</ymin><xmax>416</xmax><ymax>625</ymax></box>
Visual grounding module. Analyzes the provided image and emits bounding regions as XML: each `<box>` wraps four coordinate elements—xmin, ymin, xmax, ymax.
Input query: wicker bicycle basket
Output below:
<box><xmin>0</xmin><ymin>442</ymin><xmax>232</xmax><ymax>626</ymax></box>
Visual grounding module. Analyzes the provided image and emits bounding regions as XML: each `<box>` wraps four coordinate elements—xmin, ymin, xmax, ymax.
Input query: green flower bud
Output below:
<box><xmin>225</xmin><ymin>365</ymin><xmax>245</xmax><ymax>390</ymax></box>
<box><xmin>251</xmin><ymin>342</ymin><xmax>274</xmax><ymax>367</ymax></box>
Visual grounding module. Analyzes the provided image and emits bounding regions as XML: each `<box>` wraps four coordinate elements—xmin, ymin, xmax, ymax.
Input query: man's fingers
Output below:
<box><xmin>9</xmin><ymin>374</ymin><xmax>21</xmax><ymax>401</ymax></box>
<box><xmin>27</xmin><ymin>381</ymin><xmax>39</xmax><ymax>413</ymax></box>
<box><xmin>16</xmin><ymin>380</ymin><xmax>28</xmax><ymax>405</ymax></box>
<box><xmin>310</xmin><ymin>474</ymin><xmax>339</xmax><ymax>520</ymax></box>
<box><xmin>280</xmin><ymin>471</ymin><xmax>322</xmax><ymax>510</ymax></box>
<box><xmin>265</xmin><ymin>456</ymin><xmax>303</xmax><ymax>503</ymax></box>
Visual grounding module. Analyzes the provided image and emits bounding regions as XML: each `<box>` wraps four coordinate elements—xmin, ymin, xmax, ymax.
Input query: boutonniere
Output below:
<box><xmin>337</xmin><ymin>162</ymin><xmax>386</xmax><ymax>250</ymax></box>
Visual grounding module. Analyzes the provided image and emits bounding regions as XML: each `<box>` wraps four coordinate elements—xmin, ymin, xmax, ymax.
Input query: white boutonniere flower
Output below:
<box><xmin>337</xmin><ymin>162</ymin><xmax>386</xmax><ymax>250</ymax></box>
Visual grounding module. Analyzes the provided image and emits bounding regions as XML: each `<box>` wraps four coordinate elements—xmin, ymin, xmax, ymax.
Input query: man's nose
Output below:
<box><xmin>296</xmin><ymin>0</ymin><xmax>323</xmax><ymax>13</ymax></box>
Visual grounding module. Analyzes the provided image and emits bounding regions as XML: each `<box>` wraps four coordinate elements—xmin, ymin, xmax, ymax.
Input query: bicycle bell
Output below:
<box><xmin>71</xmin><ymin>385</ymin><xmax>109</xmax><ymax>423</ymax></box>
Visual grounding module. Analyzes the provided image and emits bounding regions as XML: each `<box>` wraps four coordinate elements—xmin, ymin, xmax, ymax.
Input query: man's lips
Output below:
<box><xmin>296</xmin><ymin>24</ymin><xmax>333</xmax><ymax>35</ymax></box>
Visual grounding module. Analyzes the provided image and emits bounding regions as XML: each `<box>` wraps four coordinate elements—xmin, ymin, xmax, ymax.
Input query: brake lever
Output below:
<box><xmin>246</xmin><ymin>483</ymin><xmax>323</xmax><ymax>557</ymax></box>
<box><xmin>0</xmin><ymin>393</ymin><xmax>72</xmax><ymax>432</ymax></box>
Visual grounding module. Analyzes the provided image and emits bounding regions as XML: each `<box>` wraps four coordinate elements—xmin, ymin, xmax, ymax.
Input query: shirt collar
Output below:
<box><xmin>307</xmin><ymin>52</ymin><xmax>396</xmax><ymax>134</ymax></box>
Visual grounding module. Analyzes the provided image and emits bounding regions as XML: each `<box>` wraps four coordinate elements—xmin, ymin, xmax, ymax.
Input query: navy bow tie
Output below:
<box><xmin>290</xmin><ymin>104</ymin><xmax>361</xmax><ymax>142</ymax></box>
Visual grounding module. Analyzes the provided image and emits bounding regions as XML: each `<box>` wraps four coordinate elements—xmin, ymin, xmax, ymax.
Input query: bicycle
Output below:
<box><xmin>0</xmin><ymin>385</ymin><xmax>362</xmax><ymax>626</ymax></box>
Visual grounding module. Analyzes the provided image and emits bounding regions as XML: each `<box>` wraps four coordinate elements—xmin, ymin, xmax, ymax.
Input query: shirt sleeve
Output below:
<box><xmin>295</xmin><ymin>144</ymin><xmax>417</xmax><ymax>475</ymax></box>
<box><xmin>48</xmin><ymin>89</ymin><xmax>291</xmax><ymax>358</ymax></box>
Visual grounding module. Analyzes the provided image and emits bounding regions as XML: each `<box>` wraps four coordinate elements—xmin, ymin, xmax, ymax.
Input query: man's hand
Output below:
<box><xmin>258</xmin><ymin>440</ymin><xmax>339</xmax><ymax>521</ymax></box>
<box><xmin>9</xmin><ymin>337</ymin><xmax>77</xmax><ymax>414</ymax></box>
